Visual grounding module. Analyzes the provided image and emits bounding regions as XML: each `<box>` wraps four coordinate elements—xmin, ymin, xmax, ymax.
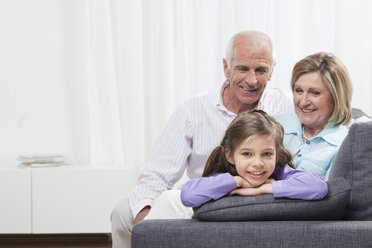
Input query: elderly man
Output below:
<box><xmin>111</xmin><ymin>30</ymin><xmax>294</xmax><ymax>248</ymax></box>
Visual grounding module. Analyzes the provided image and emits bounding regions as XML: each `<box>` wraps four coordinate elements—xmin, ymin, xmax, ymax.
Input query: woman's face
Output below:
<box><xmin>293</xmin><ymin>72</ymin><xmax>334</xmax><ymax>131</ymax></box>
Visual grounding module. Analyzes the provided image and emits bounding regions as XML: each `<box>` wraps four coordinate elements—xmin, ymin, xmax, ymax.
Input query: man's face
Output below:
<box><xmin>224</xmin><ymin>40</ymin><xmax>274</xmax><ymax>111</ymax></box>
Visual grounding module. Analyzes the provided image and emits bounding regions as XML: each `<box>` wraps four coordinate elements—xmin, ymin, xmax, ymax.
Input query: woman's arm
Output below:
<box><xmin>180</xmin><ymin>173</ymin><xmax>237</xmax><ymax>207</ymax></box>
<box><xmin>272</xmin><ymin>165</ymin><xmax>328</xmax><ymax>200</ymax></box>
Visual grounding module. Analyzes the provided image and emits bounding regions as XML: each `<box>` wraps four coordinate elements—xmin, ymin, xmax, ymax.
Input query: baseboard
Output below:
<box><xmin>0</xmin><ymin>233</ymin><xmax>111</xmax><ymax>244</ymax></box>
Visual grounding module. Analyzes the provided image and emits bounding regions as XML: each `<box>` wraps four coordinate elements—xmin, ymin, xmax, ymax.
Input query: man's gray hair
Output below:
<box><xmin>225</xmin><ymin>30</ymin><xmax>276</xmax><ymax>68</ymax></box>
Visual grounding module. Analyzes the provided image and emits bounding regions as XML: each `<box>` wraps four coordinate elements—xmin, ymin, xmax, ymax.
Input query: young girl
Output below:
<box><xmin>181</xmin><ymin>110</ymin><xmax>328</xmax><ymax>208</ymax></box>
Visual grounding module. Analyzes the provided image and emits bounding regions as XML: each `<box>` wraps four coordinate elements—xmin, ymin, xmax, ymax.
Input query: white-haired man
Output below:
<box><xmin>111</xmin><ymin>30</ymin><xmax>294</xmax><ymax>248</ymax></box>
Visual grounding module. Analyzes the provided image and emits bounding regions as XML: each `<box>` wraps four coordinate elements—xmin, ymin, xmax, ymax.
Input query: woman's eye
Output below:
<box><xmin>242</xmin><ymin>152</ymin><xmax>252</xmax><ymax>156</ymax></box>
<box><xmin>311</xmin><ymin>91</ymin><xmax>320</xmax><ymax>96</ymax></box>
<box><xmin>294</xmin><ymin>88</ymin><xmax>303</xmax><ymax>93</ymax></box>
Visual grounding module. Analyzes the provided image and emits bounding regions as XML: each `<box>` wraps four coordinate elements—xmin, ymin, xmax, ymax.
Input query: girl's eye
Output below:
<box><xmin>263</xmin><ymin>152</ymin><xmax>273</xmax><ymax>157</ymax></box>
<box><xmin>242</xmin><ymin>152</ymin><xmax>252</xmax><ymax>157</ymax></box>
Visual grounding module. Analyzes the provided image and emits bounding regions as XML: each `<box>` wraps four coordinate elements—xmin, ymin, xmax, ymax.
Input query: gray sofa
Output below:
<box><xmin>132</xmin><ymin>121</ymin><xmax>372</xmax><ymax>248</ymax></box>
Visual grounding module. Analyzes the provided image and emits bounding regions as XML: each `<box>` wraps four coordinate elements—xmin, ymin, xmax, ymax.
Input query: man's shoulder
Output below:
<box><xmin>260</xmin><ymin>87</ymin><xmax>294</xmax><ymax>115</ymax></box>
<box><xmin>183</xmin><ymin>89</ymin><xmax>219</xmax><ymax>106</ymax></box>
<box><xmin>264</xmin><ymin>87</ymin><xmax>292</xmax><ymax>99</ymax></box>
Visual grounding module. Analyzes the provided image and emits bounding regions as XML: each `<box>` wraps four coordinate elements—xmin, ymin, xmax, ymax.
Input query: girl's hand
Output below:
<box><xmin>229</xmin><ymin>181</ymin><xmax>274</xmax><ymax>196</ymax></box>
<box><xmin>265</xmin><ymin>178</ymin><xmax>276</xmax><ymax>184</ymax></box>
<box><xmin>234</xmin><ymin>176</ymin><xmax>276</xmax><ymax>188</ymax></box>
<box><xmin>233</xmin><ymin>176</ymin><xmax>255</xmax><ymax>188</ymax></box>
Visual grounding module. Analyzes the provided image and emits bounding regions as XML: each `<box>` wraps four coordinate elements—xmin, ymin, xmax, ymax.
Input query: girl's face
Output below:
<box><xmin>225</xmin><ymin>134</ymin><xmax>276</xmax><ymax>187</ymax></box>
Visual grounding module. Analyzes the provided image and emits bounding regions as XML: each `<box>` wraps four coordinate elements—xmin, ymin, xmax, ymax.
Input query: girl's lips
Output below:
<box><xmin>247</xmin><ymin>171</ymin><xmax>266</xmax><ymax>178</ymax></box>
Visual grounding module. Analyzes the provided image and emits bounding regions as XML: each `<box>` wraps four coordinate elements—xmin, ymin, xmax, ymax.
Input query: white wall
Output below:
<box><xmin>0</xmin><ymin>0</ymin><xmax>371</xmax><ymax>169</ymax></box>
<box><xmin>0</xmin><ymin>1</ymin><xmax>75</xmax><ymax>167</ymax></box>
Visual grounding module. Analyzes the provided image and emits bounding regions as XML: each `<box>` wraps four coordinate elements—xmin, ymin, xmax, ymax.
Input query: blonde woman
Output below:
<box><xmin>275</xmin><ymin>52</ymin><xmax>352</xmax><ymax>180</ymax></box>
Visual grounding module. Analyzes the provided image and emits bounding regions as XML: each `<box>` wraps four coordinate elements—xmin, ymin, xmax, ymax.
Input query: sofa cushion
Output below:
<box><xmin>329</xmin><ymin>121</ymin><xmax>372</xmax><ymax>220</ymax></box>
<box><xmin>132</xmin><ymin>219</ymin><xmax>372</xmax><ymax>248</ymax></box>
<box><xmin>193</xmin><ymin>177</ymin><xmax>350</xmax><ymax>221</ymax></box>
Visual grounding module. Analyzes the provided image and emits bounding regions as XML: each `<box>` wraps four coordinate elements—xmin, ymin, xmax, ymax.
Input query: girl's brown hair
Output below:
<box><xmin>202</xmin><ymin>110</ymin><xmax>293</xmax><ymax>177</ymax></box>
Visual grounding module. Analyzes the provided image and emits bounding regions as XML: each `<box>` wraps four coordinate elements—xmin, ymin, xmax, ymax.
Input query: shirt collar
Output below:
<box><xmin>216</xmin><ymin>80</ymin><xmax>236</xmax><ymax>117</ymax></box>
<box><xmin>216</xmin><ymin>80</ymin><xmax>268</xmax><ymax>115</ymax></box>
<box><xmin>284</xmin><ymin>115</ymin><xmax>347</xmax><ymax>146</ymax></box>
<box><xmin>317</xmin><ymin>124</ymin><xmax>347</xmax><ymax>146</ymax></box>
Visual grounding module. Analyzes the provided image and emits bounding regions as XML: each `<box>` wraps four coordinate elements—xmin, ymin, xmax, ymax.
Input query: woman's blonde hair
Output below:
<box><xmin>202</xmin><ymin>110</ymin><xmax>293</xmax><ymax>177</ymax></box>
<box><xmin>291</xmin><ymin>52</ymin><xmax>352</xmax><ymax>126</ymax></box>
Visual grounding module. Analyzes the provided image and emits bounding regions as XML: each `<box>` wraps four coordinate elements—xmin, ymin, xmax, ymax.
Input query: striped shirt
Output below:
<box><xmin>129</xmin><ymin>80</ymin><xmax>294</xmax><ymax>217</ymax></box>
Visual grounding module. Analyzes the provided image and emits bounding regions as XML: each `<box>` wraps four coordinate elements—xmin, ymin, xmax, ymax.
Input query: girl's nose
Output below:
<box><xmin>252</xmin><ymin>157</ymin><xmax>264</xmax><ymax>168</ymax></box>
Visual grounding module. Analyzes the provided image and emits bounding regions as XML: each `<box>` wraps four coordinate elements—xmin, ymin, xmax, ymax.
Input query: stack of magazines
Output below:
<box><xmin>17</xmin><ymin>154</ymin><xmax>72</xmax><ymax>167</ymax></box>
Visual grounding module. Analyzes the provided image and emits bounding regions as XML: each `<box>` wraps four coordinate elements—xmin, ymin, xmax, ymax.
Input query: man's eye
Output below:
<box><xmin>256</xmin><ymin>68</ymin><xmax>268</xmax><ymax>75</ymax></box>
<box><xmin>237</xmin><ymin>67</ymin><xmax>248</xmax><ymax>72</ymax></box>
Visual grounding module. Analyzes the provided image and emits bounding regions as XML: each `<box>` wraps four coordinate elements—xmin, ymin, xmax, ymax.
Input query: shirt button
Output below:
<box><xmin>306</xmin><ymin>140</ymin><xmax>311</xmax><ymax>144</ymax></box>
<box><xmin>297</xmin><ymin>154</ymin><xmax>302</xmax><ymax>157</ymax></box>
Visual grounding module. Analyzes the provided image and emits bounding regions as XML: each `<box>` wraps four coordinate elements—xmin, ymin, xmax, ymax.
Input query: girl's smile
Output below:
<box><xmin>225</xmin><ymin>134</ymin><xmax>276</xmax><ymax>187</ymax></box>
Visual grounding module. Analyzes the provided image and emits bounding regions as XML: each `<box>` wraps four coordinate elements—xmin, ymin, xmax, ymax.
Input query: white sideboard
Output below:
<box><xmin>0</xmin><ymin>168</ymin><xmax>31</xmax><ymax>233</ymax></box>
<box><xmin>0</xmin><ymin>165</ymin><xmax>137</xmax><ymax>234</ymax></box>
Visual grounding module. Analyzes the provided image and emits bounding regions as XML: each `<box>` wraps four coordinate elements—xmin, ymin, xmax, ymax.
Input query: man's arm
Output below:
<box><xmin>129</xmin><ymin>103</ymin><xmax>194</xmax><ymax>218</ymax></box>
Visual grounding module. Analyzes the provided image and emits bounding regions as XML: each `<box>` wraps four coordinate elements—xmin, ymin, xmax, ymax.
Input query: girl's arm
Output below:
<box><xmin>180</xmin><ymin>173</ymin><xmax>238</xmax><ymax>207</ymax></box>
<box><xmin>229</xmin><ymin>180</ymin><xmax>274</xmax><ymax>196</ymax></box>
<box><xmin>272</xmin><ymin>165</ymin><xmax>328</xmax><ymax>200</ymax></box>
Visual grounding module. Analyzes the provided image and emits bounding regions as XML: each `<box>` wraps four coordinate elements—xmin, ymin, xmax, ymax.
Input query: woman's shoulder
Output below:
<box><xmin>273</xmin><ymin>114</ymin><xmax>301</xmax><ymax>131</ymax></box>
<box><xmin>321</xmin><ymin>124</ymin><xmax>349</xmax><ymax>146</ymax></box>
<box><xmin>273</xmin><ymin>114</ymin><xmax>299</xmax><ymax>122</ymax></box>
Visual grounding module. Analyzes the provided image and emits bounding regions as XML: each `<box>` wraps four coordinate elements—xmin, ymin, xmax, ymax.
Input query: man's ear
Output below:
<box><xmin>268</xmin><ymin>61</ymin><xmax>276</xmax><ymax>81</ymax></box>
<box><xmin>223</xmin><ymin>58</ymin><xmax>231</xmax><ymax>78</ymax></box>
<box><xmin>225</xmin><ymin>149</ymin><xmax>234</xmax><ymax>164</ymax></box>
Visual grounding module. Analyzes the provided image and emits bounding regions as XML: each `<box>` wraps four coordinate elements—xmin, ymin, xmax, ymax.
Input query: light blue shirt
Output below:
<box><xmin>274</xmin><ymin>114</ymin><xmax>348</xmax><ymax>180</ymax></box>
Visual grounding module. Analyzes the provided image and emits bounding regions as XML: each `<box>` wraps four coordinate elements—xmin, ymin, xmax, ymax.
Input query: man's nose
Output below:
<box><xmin>245</xmin><ymin>70</ymin><xmax>257</xmax><ymax>85</ymax></box>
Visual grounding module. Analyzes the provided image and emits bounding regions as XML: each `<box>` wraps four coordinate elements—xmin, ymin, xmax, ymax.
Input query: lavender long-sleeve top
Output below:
<box><xmin>181</xmin><ymin>165</ymin><xmax>328</xmax><ymax>207</ymax></box>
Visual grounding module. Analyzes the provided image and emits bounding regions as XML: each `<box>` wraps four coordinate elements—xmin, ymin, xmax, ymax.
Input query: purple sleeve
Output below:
<box><xmin>180</xmin><ymin>173</ymin><xmax>238</xmax><ymax>207</ymax></box>
<box><xmin>272</xmin><ymin>165</ymin><xmax>328</xmax><ymax>200</ymax></box>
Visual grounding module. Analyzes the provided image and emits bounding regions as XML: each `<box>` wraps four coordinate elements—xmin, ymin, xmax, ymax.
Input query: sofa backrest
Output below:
<box><xmin>329</xmin><ymin>121</ymin><xmax>372</xmax><ymax>220</ymax></box>
<box><xmin>351</xmin><ymin>108</ymin><xmax>371</xmax><ymax>119</ymax></box>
